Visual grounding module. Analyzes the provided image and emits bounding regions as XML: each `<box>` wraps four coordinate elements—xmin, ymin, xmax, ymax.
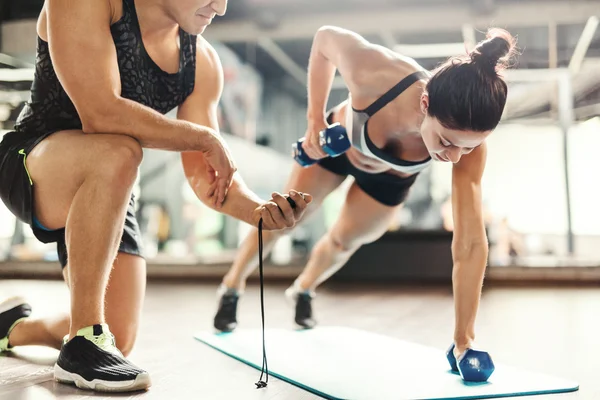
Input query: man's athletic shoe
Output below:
<box><xmin>54</xmin><ymin>323</ymin><xmax>151</xmax><ymax>392</ymax></box>
<box><xmin>0</xmin><ymin>296</ymin><xmax>32</xmax><ymax>352</ymax></box>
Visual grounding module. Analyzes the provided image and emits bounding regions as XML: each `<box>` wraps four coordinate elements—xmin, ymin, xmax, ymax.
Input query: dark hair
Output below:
<box><xmin>426</xmin><ymin>28</ymin><xmax>518</xmax><ymax>132</ymax></box>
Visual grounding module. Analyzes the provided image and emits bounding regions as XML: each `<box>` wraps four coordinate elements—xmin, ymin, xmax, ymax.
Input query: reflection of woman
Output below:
<box><xmin>156</xmin><ymin>204</ymin><xmax>170</xmax><ymax>251</ymax></box>
<box><xmin>441</xmin><ymin>196</ymin><xmax>454</xmax><ymax>232</ymax></box>
<box><xmin>441</xmin><ymin>195</ymin><xmax>494</xmax><ymax>233</ymax></box>
<box><xmin>215</xmin><ymin>25</ymin><xmax>518</xmax><ymax>361</ymax></box>
<box><xmin>489</xmin><ymin>217</ymin><xmax>525</xmax><ymax>265</ymax></box>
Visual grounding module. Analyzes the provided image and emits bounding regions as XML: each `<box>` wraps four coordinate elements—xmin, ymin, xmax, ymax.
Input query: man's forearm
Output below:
<box><xmin>187</xmin><ymin>171</ymin><xmax>262</xmax><ymax>227</ymax></box>
<box><xmin>451</xmin><ymin>241</ymin><xmax>489</xmax><ymax>348</ymax></box>
<box><xmin>215</xmin><ymin>177</ymin><xmax>264</xmax><ymax>226</ymax></box>
<box><xmin>85</xmin><ymin>97</ymin><xmax>215</xmax><ymax>152</ymax></box>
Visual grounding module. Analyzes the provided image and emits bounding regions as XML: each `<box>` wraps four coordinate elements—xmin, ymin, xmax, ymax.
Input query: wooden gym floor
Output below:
<box><xmin>0</xmin><ymin>278</ymin><xmax>598</xmax><ymax>399</ymax></box>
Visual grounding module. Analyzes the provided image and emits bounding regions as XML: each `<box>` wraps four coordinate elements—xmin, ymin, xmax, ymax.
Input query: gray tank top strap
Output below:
<box><xmin>344</xmin><ymin>70</ymin><xmax>433</xmax><ymax>174</ymax></box>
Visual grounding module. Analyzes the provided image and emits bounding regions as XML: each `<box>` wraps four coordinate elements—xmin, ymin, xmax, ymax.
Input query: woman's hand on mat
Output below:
<box><xmin>453</xmin><ymin>341</ymin><xmax>472</xmax><ymax>360</ymax></box>
<box><xmin>301</xmin><ymin>119</ymin><xmax>329</xmax><ymax>160</ymax></box>
<box><xmin>253</xmin><ymin>190</ymin><xmax>313</xmax><ymax>230</ymax></box>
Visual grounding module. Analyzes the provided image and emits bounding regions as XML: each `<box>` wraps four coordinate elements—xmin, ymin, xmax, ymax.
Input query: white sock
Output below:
<box><xmin>217</xmin><ymin>283</ymin><xmax>243</xmax><ymax>297</ymax></box>
<box><xmin>288</xmin><ymin>279</ymin><xmax>315</xmax><ymax>298</ymax></box>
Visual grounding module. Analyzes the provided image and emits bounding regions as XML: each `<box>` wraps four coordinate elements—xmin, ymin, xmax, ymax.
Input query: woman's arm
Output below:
<box><xmin>450</xmin><ymin>142</ymin><xmax>489</xmax><ymax>355</ymax></box>
<box><xmin>307</xmin><ymin>26</ymin><xmax>370</xmax><ymax>124</ymax></box>
<box><xmin>306</xmin><ymin>25</ymin><xmax>402</xmax><ymax>122</ymax></box>
<box><xmin>303</xmin><ymin>26</ymin><xmax>401</xmax><ymax>159</ymax></box>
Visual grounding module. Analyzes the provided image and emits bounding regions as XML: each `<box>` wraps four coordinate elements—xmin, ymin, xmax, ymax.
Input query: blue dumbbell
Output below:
<box><xmin>446</xmin><ymin>343</ymin><xmax>495</xmax><ymax>382</ymax></box>
<box><xmin>292</xmin><ymin>123</ymin><xmax>351</xmax><ymax>167</ymax></box>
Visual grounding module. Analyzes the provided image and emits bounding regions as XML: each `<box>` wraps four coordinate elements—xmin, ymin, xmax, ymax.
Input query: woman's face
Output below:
<box><xmin>419</xmin><ymin>93</ymin><xmax>491</xmax><ymax>163</ymax></box>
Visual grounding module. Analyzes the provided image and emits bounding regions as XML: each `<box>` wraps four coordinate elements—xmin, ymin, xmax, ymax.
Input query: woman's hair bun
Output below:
<box><xmin>470</xmin><ymin>28</ymin><xmax>517</xmax><ymax>72</ymax></box>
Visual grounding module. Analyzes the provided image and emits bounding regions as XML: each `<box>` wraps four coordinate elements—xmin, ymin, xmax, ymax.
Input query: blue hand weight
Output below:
<box><xmin>292</xmin><ymin>138</ymin><xmax>316</xmax><ymax>167</ymax></box>
<box><xmin>446</xmin><ymin>343</ymin><xmax>495</xmax><ymax>382</ymax></box>
<box><xmin>319</xmin><ymin>123</ymin><xmax>351</xmax><ymax>156</ymax></box>
<box><xmin>292</xmin><ymin>123</ymin><xmax>351</xmax><ymax>167</ymax></box>
<box><xmin>446</xmin><ymin>343</ymin><xmax>459</xmax><ymax>372</ymax></box>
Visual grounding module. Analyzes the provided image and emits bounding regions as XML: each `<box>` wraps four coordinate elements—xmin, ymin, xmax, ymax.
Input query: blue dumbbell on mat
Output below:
<box><xmin>446</xmin><ymin>343</ymin><xmax>495</xmax><ymax>382</ymax></box>
<box><xmin>292</xmin><ymin>123</ymin><xmax>351</xmax><ymax>167</ymax></box>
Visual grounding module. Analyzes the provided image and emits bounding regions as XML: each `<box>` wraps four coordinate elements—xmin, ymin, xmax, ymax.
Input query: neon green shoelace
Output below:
<box><xmin>77</xmin><ymin>324</ymin><xmax>123</xmax><ymax>356</ymax></box>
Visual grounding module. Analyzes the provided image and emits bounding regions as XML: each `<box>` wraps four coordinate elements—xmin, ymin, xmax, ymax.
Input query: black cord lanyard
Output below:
<box><xmin>255</xmin><ymin>218</ymin><xmax>269</xmax><ymax>388</ymax></box>
<box><xmin>255</xmin><ymin>196</ymin><xmax>298</xmax><ymax>389</ymax></box>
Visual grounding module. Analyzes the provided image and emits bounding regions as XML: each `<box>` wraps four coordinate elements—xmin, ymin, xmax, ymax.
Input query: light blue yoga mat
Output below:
<box><xmin>195</xmin><ymin>326</ymin><xmax>579</xmax><ymax>400</ymax></box>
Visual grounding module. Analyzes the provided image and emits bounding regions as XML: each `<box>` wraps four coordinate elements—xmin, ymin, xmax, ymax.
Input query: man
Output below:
<box><xmin>0</xmin><ymin>0</ymin><xmax>312</xmax><ymax>392</ymax></box>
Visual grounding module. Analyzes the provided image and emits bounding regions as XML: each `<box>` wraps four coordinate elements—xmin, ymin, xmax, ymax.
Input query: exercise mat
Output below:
<box><xmin>195</xmin><ymin>326</ymin><xmax>578</xmax><ymax>400</ymax></box>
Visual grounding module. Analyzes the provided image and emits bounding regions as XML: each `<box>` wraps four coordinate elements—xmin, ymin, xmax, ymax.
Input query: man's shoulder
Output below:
<box><xmin>189</xmin><ymin>36</ymin><xmax>223</xmax><ymax>97</ymax></box>
<box><xmin>194</xmin><ymin>36</ymin><xmax>221</xmax><ymax>69</ymax></box>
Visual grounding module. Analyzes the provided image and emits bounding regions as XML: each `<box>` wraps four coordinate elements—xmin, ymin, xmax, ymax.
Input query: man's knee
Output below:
<box><xmin>96</xmin><ymin>136</ymin><xmax>143</xmax><ymax>187</ymax></box>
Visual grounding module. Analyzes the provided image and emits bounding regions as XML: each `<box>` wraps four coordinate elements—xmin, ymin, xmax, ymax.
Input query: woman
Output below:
<box><xmin>214</xmin><ymin>25</ymin><xmax>517</xmax><ymax>361</ymax></box>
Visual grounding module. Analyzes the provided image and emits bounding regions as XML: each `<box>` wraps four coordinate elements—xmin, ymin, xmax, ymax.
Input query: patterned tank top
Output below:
<box><xmin>12</xmin><ymin>0</ymin><xmax>197</xmax><ymax>141</ymax></box>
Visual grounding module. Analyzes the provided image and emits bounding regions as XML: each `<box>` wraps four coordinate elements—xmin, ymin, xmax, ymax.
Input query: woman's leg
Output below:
<box><xmin>222</xmin><ymin>162</ymin><xmax>347</xmax><ymax>291</ymax></box>
<box><xmin>296</xmin><ymin>181</ymin><xmax>398</xmax><ymax>291</ymax></box>
<box><xmin>287</xmin><ymin>181</ymin><xmax>400</xmax><ymax>328</ymax></box>
<box><xmin>213</xmin><ymin>162</ymin><xmax>346</xmax><ymax>332</ymax></box>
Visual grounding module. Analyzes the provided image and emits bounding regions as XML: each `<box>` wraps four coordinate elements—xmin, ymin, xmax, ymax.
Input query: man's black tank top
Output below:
<box><xmin>10</xmin><ymin>0</ymin><xmax>197</xmax><ymax>143</ymax></box>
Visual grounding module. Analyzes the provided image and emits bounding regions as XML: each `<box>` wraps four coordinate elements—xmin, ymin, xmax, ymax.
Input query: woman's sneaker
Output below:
<box><xmin>54</xmin><ymin>323</ymin><xmax>151</xmax><ymax>392</ymax></box>
<box><xmin>0</xmin><ymin>296</ymin><xmax>32</xmax><ymax>352</ymax></box>
<box><xmin>285</xmin><ymin>282</ymin><xmax>317</xmax><ymax>329</ymax></box>
<box><xmin>213</xmin><ymin>284</ymin><xmax>240</xmax><ymax>332</ymax></box>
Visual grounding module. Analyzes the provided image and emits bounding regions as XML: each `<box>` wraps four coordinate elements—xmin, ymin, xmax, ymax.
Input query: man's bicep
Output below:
<box><xmin>178</xmin><ymin>37</ymin><xmax>225</xmax><ymax>182</ymax></box>
<box><xmin>177</xmin><ymin>37</ymin><xmax>223</xmax><ymax>129</ymax></box>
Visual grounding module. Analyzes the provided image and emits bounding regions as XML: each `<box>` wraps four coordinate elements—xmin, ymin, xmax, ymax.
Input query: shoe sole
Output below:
<box><xmin>0</xmin><ymin>296</ymin><xmax>29</xmax><ymax>314</ymax></box>
<box><xmin>214</xmin><ymin>323</ymin><xmax>237</xmax><ymax>333</ymax></box>
<box><xmin>54</xmin><ymin>364</ymin><xmax>151</xmax><ymax>392</ymax></box>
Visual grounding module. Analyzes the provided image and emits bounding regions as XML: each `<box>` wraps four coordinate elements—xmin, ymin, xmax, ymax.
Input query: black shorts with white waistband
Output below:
<box><xmin>316</xmin><ymin>111</ymin><xmax>419</xmax><ymax>207</ymax></box>
<box><xmin>316</xmin><ymin>153</ymin><xmax>418</xmax><ymax>207</ymax></box>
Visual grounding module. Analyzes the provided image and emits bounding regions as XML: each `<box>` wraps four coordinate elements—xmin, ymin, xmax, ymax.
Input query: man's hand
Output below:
<box><xmin>252</xmin><ymin>190</ymin><xmax>313</xmax><ymax>230</ymax></box>
<box><xmin>201</xmin><ymin>130</ymin><xmax>237</xmax><ymax>208</ymax></box>
<box><xmin>300</xmin><ymin>119</ymin><xmax>329</xmax><ymax>160</ymax></box>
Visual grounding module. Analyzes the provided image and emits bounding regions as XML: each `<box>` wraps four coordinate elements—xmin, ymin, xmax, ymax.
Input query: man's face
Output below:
<box><xmin>170</xmin><ymin>0</ymin><xmax>227</xmax><ymax>35</ymax></box>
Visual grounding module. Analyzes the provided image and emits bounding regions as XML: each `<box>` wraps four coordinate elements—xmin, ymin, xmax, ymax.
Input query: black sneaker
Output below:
<box><xmin>214</xmin><ymin>285</ymin><xmax>240</xmax><ymax>332</ymax></box>
<box><xmin>285</xmin><ymin>286</ymin><xmax>317</xmax><ymax>329</ymax></box>
<box><xmin>0</xmin><ymin>296</ymin><xmax>32</xmax><ymax>352</ymax></box>
<box><xmin>54</xmin><ymin>323</ymin><xmax>151</xmax><ymax>392</ymax></box>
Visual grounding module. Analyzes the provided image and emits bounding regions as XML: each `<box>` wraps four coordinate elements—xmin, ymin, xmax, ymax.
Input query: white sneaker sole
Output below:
<box><xmin>54</xmin><ymin>364</ymin><xmax>151</xmax><ymax>392</ymax></box>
